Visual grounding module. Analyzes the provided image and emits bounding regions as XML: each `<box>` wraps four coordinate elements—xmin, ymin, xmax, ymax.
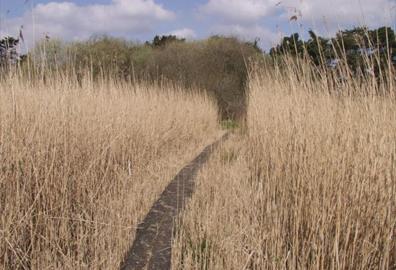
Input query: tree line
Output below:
<box><xmin>270</xmin><ymin>26</ymin><xmax>396</xmax><ymax>75</ymax></box>
<box><xmin>1</xmin><ymin>25</ymin><xmax>395</xmax><ymax>118</ymax></box>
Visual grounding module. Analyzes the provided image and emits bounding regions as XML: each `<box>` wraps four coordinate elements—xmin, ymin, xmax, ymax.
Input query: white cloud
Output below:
<box><xmin>201</xmin><ymin>0</ymin><xmax>278</xmax><ymax>24</ymax></box>
<box><xmin>200</xmin><ymin>0</ymin><xmax>395</xmax><ymax>28</ymax></box>
<box><xmin>200</xmin><ymin>0</ymin><xmax>280</xmax><ymax>48</ymax></box>
<box><xmin>211</xmin><ymin>24</ymin><xmax>279</xmax><ymax>48</ymax></box>
<box><xmin>167</xmin><ymin>28</ymin><xmax>197</xmax><ymax>39</ymax></box>
<box><xmin>2</xmin><ymin>0</ymin><xmax>395</xmax><ymax>51</ymax></box>
<box><xmin>199</xmin><ymin>0</ymin><xmax>396</xmax><ymax>48</ymax></box>
<box><xmin>278</xmin><ymin>0</ymin><xmax>396</xmax><ymax>33</ymax></box>
<box><xmin>1</xmin><ymin>0</ymin><xmax>174</xmax><ymax>47</ymax></box>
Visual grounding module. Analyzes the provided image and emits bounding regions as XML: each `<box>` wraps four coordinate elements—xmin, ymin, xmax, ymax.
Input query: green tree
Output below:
<box><xmin>0</xmin><ymin>36</ymin><xmax>22</xmax><ymax>67</ymax></box>
<box><xmin>270</xmin><ymin>33</ymin><xmax>304</xmax><ymax>57</ymax></box>
<box><xmin>150</xmin><ymin>35</ymin><xmax>185</xmax><ymax>48</ymax></box>
<box><xmin>270</xmin><ymin>26</ymin><xmax>396</xmax><ymax>73</ymax></box>
<box><xmin>305</xmin><ymin>30</ymin><xmax>332</xmax><ymax>65</ymax></box>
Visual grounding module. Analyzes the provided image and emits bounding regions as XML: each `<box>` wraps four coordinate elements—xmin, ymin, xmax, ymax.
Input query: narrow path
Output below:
<box><xmin>120</xmin><ymin>133</ymin><xmax>229</xmax><ymax>270</ymax></box>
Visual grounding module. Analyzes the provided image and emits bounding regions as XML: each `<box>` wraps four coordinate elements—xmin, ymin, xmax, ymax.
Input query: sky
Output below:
<box><xmin>1</xmin><ymin>0</ymin><xmax>396</xmax><ymax>51</ymax></box>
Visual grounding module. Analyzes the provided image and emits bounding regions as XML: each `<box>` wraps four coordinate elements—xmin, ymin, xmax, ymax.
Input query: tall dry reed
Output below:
<box><xmin>0</xmin><ymin>74</ymin><xmax>219</xmax><ymax>269</ymax></box>
<box><xmin>172</xmin><ymin>60</ymin><xmax>396</xmax><ymax>269</ymax></box>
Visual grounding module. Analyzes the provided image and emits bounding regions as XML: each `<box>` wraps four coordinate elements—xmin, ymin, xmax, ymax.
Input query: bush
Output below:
<box><xmin>145</xmin><ymin>37</ymin><xmax>261</xmax><ymax>119</ymax></box>
<box><xmin>25</xmin><ymin>35</ymin><xmax>262</xmax><ymax>120</ymax></box>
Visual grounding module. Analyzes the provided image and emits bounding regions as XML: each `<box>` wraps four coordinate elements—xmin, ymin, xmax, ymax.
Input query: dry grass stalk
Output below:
<box><xmin>172</xmin><ymin>60</ymin><xmax>396</xmax><ymax>269</ymax></box>
<box><xmin>0</xmin><ymin>74</ymin><xmax>219</xmax><ymax>269</ymax></box>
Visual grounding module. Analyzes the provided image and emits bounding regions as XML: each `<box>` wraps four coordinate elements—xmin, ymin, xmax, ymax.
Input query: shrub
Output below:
<box><xmin>25</xmin><ymin>35</ymin><xmax>262</xmax><ymax>120</ymax></box>
<box><xmin>145</xmin><ymin>36</ymin><xmax>262</xmax><ymax>120</ymax></box>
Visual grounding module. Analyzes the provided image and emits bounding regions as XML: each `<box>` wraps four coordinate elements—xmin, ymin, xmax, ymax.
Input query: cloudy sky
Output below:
<box><xmin>1</xmin><ymin>0</ymin><xmax>395</xmax><ymax>50</ymax></box>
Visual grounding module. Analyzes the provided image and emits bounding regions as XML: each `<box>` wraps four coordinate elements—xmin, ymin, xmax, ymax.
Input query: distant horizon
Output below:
<box><xmin>1</xmin><ymin>0</ymin><xmax>395</xmax><ymax>50</ymax></box>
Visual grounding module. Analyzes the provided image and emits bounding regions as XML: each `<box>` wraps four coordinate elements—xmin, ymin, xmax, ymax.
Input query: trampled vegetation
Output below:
<box><xmin>1</xmin><ymin>25</ymin><xmax>395</xmax><ymax>269</ymax></box>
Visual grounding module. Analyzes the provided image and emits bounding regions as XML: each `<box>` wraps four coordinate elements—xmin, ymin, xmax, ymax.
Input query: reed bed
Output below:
<box><xmin>0</xmin><ymin>75</ymin><xmax>219</xmax><ymax>269</ymax></box>
<box><xmin>172</xmin><ymin>62</ymin><xmax>396</xmax><ymax>269</ymax></box>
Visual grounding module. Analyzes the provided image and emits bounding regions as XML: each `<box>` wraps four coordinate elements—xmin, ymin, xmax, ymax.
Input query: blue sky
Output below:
<box><xmin>1</xmin><ymin>0</ymin><xmax>395</xmax><ymax>50</ymax></box>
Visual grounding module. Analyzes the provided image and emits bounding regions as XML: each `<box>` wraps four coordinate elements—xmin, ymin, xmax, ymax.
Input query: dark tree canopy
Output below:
<box><xmin>270</xmin><ymin>26</ymin><xmax>396</xmax><ymax>73</ymax></box>
<box><xmin>0</xmin><ymin>36</ymin><xmax>25</xmax><ymax>67</ymax></box>
<box><xmin>148</xmin><ymin>35</ymin><xmax>186</xmax><ymax>48</ymax></box>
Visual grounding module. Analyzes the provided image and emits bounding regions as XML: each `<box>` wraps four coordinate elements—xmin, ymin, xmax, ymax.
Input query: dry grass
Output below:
<box><xmin>172</xmin><ymin>64</ymin><xmax>396</xmax><ymax>269</ymax></box>
<box><xmin>0</xmin><ymin>75</ymin><xmax>219</xmax><ymax>269</ymax></box>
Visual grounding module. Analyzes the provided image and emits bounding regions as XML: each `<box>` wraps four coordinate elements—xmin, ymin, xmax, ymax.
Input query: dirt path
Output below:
<box><xmin>120</xmin><ymin>132</ymin><xmax>229</xmax><ymax>270</ymax></box>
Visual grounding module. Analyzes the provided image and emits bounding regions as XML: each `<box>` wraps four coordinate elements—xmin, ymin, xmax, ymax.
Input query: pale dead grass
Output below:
<box><xmin>0</xmin><ymin>75</ymin><xmax>219</xmax><ymax>269</ymax></box>
<box><xmin>172</xmin><ymin>66</ymin><xmax>396</xmax><ymax>269</ymax></box>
